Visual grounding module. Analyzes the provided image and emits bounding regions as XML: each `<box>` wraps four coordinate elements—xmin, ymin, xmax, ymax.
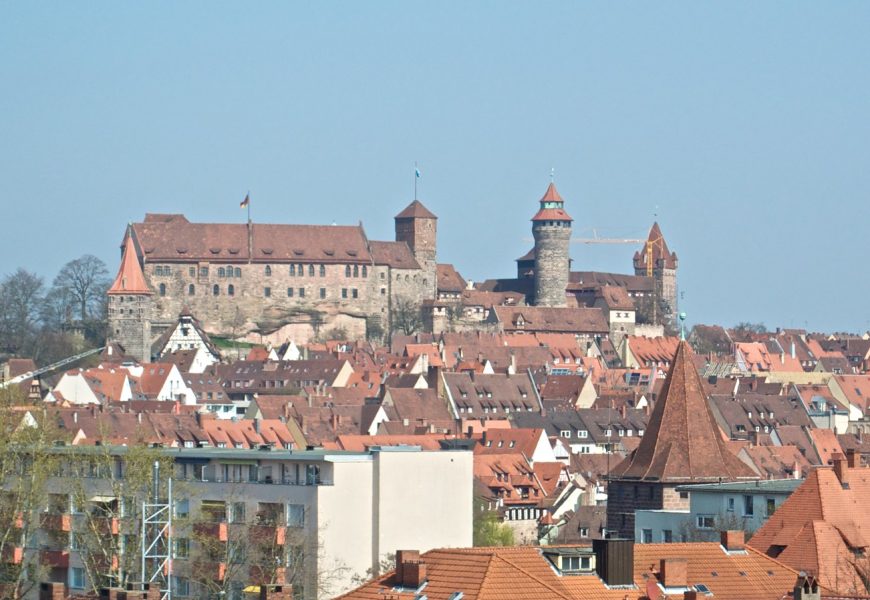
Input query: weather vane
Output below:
<box><xmin>550</xmin><ymin>167</ymin><xmax>555</xmax><ymax>183</ymax></box>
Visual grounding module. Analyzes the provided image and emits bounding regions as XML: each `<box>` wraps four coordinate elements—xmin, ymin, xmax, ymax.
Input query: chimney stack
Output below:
<box><xmin>660</xmin><ymin>558</ymin><xmax>688</xmax><ymax>588</ymax></box>
<box><xmin>395</xmin><ymin>550</ymin><xmax>426</xmax><ymax>588</ymax></box>
<box><xmin>592</xmin><ymin>539</ymin><xmax>633</xmax><ymax>586</ymax></box>
<box><xmin>833</xmin><ymin>453</ymin><xmax>850</xmax><ymax>488</ymax></box>
<box><xmin>847</xmin><ymin>448</ymin><xmax>859</xmax><ymax>468</ymax></box>
<box><xmin>720</xmin><ymin>530</ymin><xmax>745</xmax><ymax>551</ymax></box>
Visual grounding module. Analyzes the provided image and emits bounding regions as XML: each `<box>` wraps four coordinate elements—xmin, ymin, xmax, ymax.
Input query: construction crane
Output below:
<box><xmin>0</xmin><ymin>345</ymin><xmax>105</xmax><ymax>389</ymax></box>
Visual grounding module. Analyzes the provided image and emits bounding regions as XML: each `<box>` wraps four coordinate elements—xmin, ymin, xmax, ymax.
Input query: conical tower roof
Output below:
<box><xmin>611</xmin><ymin>340</ymin><xmax>757</xmax><ymax>482</ymax></box>
<box><xmin>531</xmin><ymin>182</ymin><xmax>573</xmax><ymax>222</ymax></box>
<box><xmin>108</xmin><ymin>234</ymin><xmax>152</xmax><ymax>295</ymax></box>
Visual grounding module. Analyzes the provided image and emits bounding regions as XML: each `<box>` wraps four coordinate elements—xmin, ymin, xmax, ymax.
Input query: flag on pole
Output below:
<box><xmin>240</xmin><ymin>193</ymin><xmax>250</xmax><ymax>208</ymax></box>
<box><xmin>415</xmin><ymin>166</ymin><xmax>421</xmax><ymax>178</ymax></box>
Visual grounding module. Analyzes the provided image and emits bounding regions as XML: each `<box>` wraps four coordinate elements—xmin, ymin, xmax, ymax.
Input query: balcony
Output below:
<box><xmin>40</xmin><ymin>513</ymin><xmax>72</xmax><ymax>532</ymax></box>
<box><xmin>1</xmin><ymin>546</ymin><xmax>23</xmax><ymax>565</ymax></box>
<box><xmin>249</xmin><ymin>524</ymin><xmax>286</xmax><ymax>546</ymax></box>
<box><xmin>40</xmin><ymin>549</ymin><xmax>70</xmax><ymax>568</ymax></box>
<box><xmin>249</xmin><ymin>565</ymin><xmax>286</xmax><ymax>585</ymax></box>
<box><xmin>92</xmin><ymin>516</ymin><xmax>121</xmax><ymax>536</ymax></box>
<box><xmin>193</xmin><ymin>521</ymin><xmax>228</xmax><ymax>542</ymax></box>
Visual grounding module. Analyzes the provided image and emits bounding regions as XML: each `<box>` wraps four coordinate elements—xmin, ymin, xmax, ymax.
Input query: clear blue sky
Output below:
<box><xmin>2</xmin><ymin>3</ymin><xmax>868</xmax><ymax>333</ymax></box>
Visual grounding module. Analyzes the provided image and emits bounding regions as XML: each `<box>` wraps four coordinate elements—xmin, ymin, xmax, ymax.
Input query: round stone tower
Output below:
<box><xmin>532</xmin><ymin>182</ymin><xmax>573</xmax><ymax>307</ymax></box>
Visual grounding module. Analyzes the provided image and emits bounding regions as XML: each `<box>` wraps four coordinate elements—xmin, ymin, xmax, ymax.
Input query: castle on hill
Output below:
<box><xmin>107</xmin><ymin>184</ymin><xmax>678</xmax><ymax>362</ymax></box>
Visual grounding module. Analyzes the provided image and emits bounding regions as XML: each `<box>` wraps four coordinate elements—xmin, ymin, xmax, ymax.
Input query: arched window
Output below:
<box><xmin>234</xmin><ymin>268</ymin><xmax>241</xmax><ymax>278</ymax></box>
<box><xmin>228</xmin><ymin>284</ymin><xmax>234</xmax><ymax>296</ymax></box>
<box><xmin>225</xmin><ymin>266</ymin><xmax>233</xmax><ymax>278</ymax></box>
<box><xmin>188</xmin><ymin>284</ymin><xmax>195</xmax><ymax>296</ymax></box>
<box><xmin>353</xmin><ymin>265</ymin><xmax>359</xmax><ymax>277</ymax></box>
<box><xmin>319</xmin><ymin>265</ymin><xmax>326</xmax><ymax>277</ymax></box>
<box><xmin>308</xmin><ymin>264</ymin><xmax>315</xmax><ymax>276</ymax></box>
<box><xmin>213</xmin><ymin>285</ymin><xmax>220</xmax><ymax>296</ymax></box>
<box><xmin>265</xmin><ymin>265</ymin><xmax>272</xmax><ymax>277</ymax></box>
<box><xmin>159</xmin><ymin>283</ymin><xmax>166</xmax><ymax>296</ymax></box>
<box><xmin>289</xmin><ymin>264</ymin><xmax>295</xmax><ymax>276</ymax></box>
<box><xmin>345</xmin><ymin>265</ymin><xmax>351</xmax><ymax>277</ymax></box>
<box><xmin>297</xmin><ymin>264</ymin><xmax>303</xmax><ymax>276</ymax></box>
<box><xmin>218</xmin><ymin>267</ymin><xmax>226</xmax><ymax>277</ymax></box>
<box><xmin>362</xmin><ymin>265</ymin><xmax>367</xmax><ymax>278</ymax></box>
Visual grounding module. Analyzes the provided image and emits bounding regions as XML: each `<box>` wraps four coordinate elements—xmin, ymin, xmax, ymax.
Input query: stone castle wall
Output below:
<box><xmin>533</xmin><ymin>223</ymin><xmax>571</xmax><ymax>307</ymax></box>
<box><xmin>107</xmin><ymin>293</ymin><xmax>152</xmax><ymax>362</ymax></box>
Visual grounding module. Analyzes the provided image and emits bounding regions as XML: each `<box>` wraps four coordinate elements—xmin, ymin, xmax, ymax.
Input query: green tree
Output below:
<box><xmin>473</xmin><ymin>507</ymin><xmax>515</xmax><ymax>547</ymax></box>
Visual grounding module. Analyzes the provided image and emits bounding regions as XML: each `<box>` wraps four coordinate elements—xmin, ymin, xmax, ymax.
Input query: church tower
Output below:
<box><xmin>395</xmin><ymin>200</ymin><xmax>438</xmax><ymax>297</ymax></box>
<box><xmin>107</xmin><ymin>231</ymin><xmax>153</xmax><ymax>363</ymax></box>
<box><xmin>633</xmin><ymin>222</ymin><xmax>678</xmax><ymax>329</ymax></box>
<box><xmin>532</xmin><ymin>182</ymin><xmax>572</xmax><ymax>307</ymax></box>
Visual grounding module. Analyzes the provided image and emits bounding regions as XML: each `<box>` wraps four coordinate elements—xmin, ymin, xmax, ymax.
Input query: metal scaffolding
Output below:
<box><xmin>141</xmin><ymin>461</ymin><xmax>173</xmax><ymax>600</ymax></box>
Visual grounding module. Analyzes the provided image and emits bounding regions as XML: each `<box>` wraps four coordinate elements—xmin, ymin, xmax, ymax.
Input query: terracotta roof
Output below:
<box><xmin>395</xmin><ymin>199</ymin><xmax>437</xmax><ymax>219</ymax></box>
<box><xmin>108</xmin><ymin>234</ymin><xmax>151</xmax><ymax>295</ymax></box>
<box><xmin>626</xmin><ymin>336</ymin><xmax>681</xmax><ymax>366</ymax></box>
<box><xmin>436</xmin><ymin>263</ymin><xmax>467</xmax><ymax>293</ymax></box>
<box><xmin>336</xmin><ymin>543</ymin><xmax>808</xmax><ymax>600</ymax></box>
<box><xmin>749</xmin><ymin>463</ymin><xmax>870</xmax><ymax>595</ymax></box>
<box><xmin>493</xmin><ymin>306</ymin><xmax>609</xmax><ymax>335</ymax></box>
<box><xmin>632</xmin><ymin>221</ymin><xmax>677</xmax><ymax>271</ymax></box>
<box><xmin>369</xmin><ymin>240</ymin><xmax>421</xmax><ymax>269</ymax></box>
<box><xmin>133</xmin><ymin>215</ymin><xmax>372</xmax><ymax>264</ymax></box>
<box><xmin>611</xmin><ymin>341</ymin><xmax>759</xmax><ymax>482</ymax></box>
<box><xmin>532</xmin><ymin>183</ymin><xmax>573</xmax><ymax>222</ymax></box>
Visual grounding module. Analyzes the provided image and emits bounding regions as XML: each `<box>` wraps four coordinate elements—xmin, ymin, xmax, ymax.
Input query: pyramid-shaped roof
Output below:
<box><xmin>395</xmin><ymin>200</ymin><xmax>437</xmax><ymax>220</ymax></box>
<box><xmin>108</xmin><ymin>234</ymin><xmax>152</xmax><ymax>295</ymax></box>
<box><xmin>531</xmin><ymin>182</ymin><xmax>572</xmax><ymax>222</ymax></box>
<box><xmin>610</xmin><ymin>340</ymin><xmax>757</xmax><ymax>482</ymax></box>
<box><xmin>634</xmin><ymin>221</ymin><xmax>677</xmax><ymax>270</ymax></box>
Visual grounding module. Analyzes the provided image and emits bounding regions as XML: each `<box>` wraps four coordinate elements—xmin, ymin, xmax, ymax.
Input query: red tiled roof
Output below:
<box><xmin>108</xmin><ymin>235</ymin><xmax>151</xmax><ymax>295</ymax></box>
<box><xmin>369</xmin><ymin>240</ymin><xmax>421</xmax><ymax>269</ymax></box>
<box><xmin>633</xmin><ymin>221</ymin><xmax>677</xmax><ymax>270</ymax></box>
<box><xmin>395</xmin><ymin>199</ymin><xmax>437</xmax><ymax>219</ymax></box>
<box><xmin>611</xmin><ymin>341</ymin><xmax>759</xmax><ymax>482</ymax></box>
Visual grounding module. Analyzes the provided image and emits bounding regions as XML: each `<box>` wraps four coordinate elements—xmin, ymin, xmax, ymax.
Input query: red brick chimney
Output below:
<box><xmin>660</xmin><ymin>558</ymin><xmax>688</xmax><ymax>588</ymax></box>
<box><xmin>833</xmin><ymin>453</ymin><xmax>850</xmax><ymax>487</ymax></box>
<box><xmin>395</xmin><ymin>550</ymin><xmax>426</xmax><ymax>588</ymax></box>
<box><xmin>720</xmin><ymin>530</ymin><xmax>745</xmax><ymax>551</ymax></box>
<box><xmin>846</xmin><ymin>448</ymin><xmax>860</xmax><ymax>468</ymax></box>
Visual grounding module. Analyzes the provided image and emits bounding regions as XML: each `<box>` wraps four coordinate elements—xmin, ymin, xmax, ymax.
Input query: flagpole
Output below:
<box><xmin>247</xmin><ymin>190</ymin><xmax>251</xmax><ymax>224</ymax></box>
<box><xmin>414</xmin><ymin>162</ymin><xmax>418</xmax><ymax>200</ymax></box>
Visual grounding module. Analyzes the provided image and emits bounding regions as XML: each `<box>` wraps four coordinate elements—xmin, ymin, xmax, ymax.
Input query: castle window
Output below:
<box><xmin>353</xmin><ymin>265</ymin><xmax>359</xmax><ymax>277</ymax></box>
<box><xmin>352</xmin><ymin>288</ymin><xmax>358</xmax><ymax>299</ymax></box>
<box><xmin>319</xmin><ymin>265</ymin><xmax>326</xmax><ymax>277</ymax></box>
<box><xmin>289</xmin><ymin>264</ymin><xmax>295</xmax><ymax>276</ymax></box>
<box><xmin>234</xmin><ymin>268</ymin><xmax>241</xmax><ymax>277</ymax></box>
<box><xmin>308</xmin><ymin>265</ymin><xmax>315</xmax><ymax>277</ymax></box>
<box><xmin>287</xmin><ymin>287</ymin><xmax>294</xmax><ymax>298</ymax></box>
<box><xmin>341</xmin><ymin>288</ymin><xmax>348</xmax><ymax>299</ymax></box>
<box><xmin>405</xmin><ymin>275</ymin><xmax>410</xmax><ymax>282</ymax></box>
<box><xmin>265</xmin><ymin>265</ymin><xmax>272</xmax><ymax>277</ymax></box>
<box><xmin>380</xmin><ymin>272</ymin><xmax>385</xmax><ymax>279</ymax></box>
<box><xmin>225</xmin><ymin>266</ymin><xmax>233</xmax><ymax>278</ymax></box>
<box><xmin>381</xmin><ymin>288</ymin><xmax>386</xmax><ymax>295</ymax></box>
<box><xmin>188</xmin><ymin>284</ymin><xmax>195</xmax><ymax>296</ymax></box>
<box><xmin>362</xmin><ymin>265</ymin><xmax>367</xmax><ymax>278</ymax></box>
<box><xmin>345</xmin><ymin>265</ymin><xmax>351</xmax><ymax>277</ymax></box>
<box><xmin>189</xmin><ymin>267</ymin><xmax>196</xmax><ymax>277</ymax></box>
<box><xmin>218</xmin><ymin>268</ymin><xmax>226</xmax><ymax>277</ymax></box>
<box><xmin>297</xmin><ymin>264</ymin><xmax>303</xmax><ymax>276</ymax></box>
<box><xmin>212</xmin><ymin>285</ymin><xmax>219</xmax><ymax>296</ymax></box>
<box><xmin>319</xmin><ymin>288</ymin><xmax>326</xmax><ymax>299</ymax></box>
<box><xmin>298</xmin><ymin>288</ymin><xmax>305</xmax><ymax>298</ymax></box>
<box><xmin>155</xmin><ymin>266</ymin><xmax>164</xmax><ymax>276</ymax></box>
<box><xmin>165</xmin><ymin>266</ymin><xmax>171</xmax><ymax>275</ymax></box>
<box><xmin>423</xmin><ymin>279</ymin><xmax>427</xmax><ymax>285</ymax></box>
<box><xmin>264</xmin><ymin>287</ymin><xmax>271</xmax><ymax>297</ymax></box>
<box><xmin>200</xmin><ymin>267</ymin><xmax>209</xmax><ymax>277</ymax></box>
<box><xmin>228</xmin><ymin>285</ymin><xmax>234</xmax><ymax>296</ymax></box>
<box><xmin>159</xmin><ymin>283</ymin><xmax>166</xmax><ymax>296</ymax></box>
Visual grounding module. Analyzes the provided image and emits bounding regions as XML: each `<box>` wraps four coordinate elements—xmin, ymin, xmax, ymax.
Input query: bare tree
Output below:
<box><xmin>0</xmin><ymin>269</ymin><xmax>45</xmax><ymax>354</ymax></box>
<box><xmin>392</xmin><ymin>295</ymin><xmax>422</xmax><ymax>336</ymax></box>
<box><xmin>52</xmin><ymin>255</ymin><xmax>110</xmax><ymax>323</ymax></box>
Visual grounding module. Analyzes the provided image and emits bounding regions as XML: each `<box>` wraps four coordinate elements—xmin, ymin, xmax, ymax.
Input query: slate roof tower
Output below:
<box><xmin>606</xmin><ymin>340</ymin><xmax>758</xmax><ymax>538</ymax></box>
<box><xmin>107</xmin><ymin>230</ymin><xmax>153</xmax><ymax>363</ymax></box>
<box><xmin>532</xmin><ymin>183</ymin><xmax>572</xmax><ymax>307</ymax></box>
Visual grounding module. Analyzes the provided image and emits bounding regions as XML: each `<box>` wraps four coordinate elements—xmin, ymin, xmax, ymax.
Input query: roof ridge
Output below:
<box><xmin>481</xmin><ymin>551</ymin><xmax>574</xmax><ymax>600</ymax></box>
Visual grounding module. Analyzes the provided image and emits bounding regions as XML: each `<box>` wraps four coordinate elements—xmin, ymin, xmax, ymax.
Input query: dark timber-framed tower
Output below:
<box><xmin>532</xmin><ymin>182</ymin><xmax>572</xmax><ymax>307</ymax></box>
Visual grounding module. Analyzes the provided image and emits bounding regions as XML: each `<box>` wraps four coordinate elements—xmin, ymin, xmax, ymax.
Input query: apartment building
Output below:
<box><xmin>15</xmin><ymin>445</ymin><xmax>472</xmax><ymax>600</ymax></box>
